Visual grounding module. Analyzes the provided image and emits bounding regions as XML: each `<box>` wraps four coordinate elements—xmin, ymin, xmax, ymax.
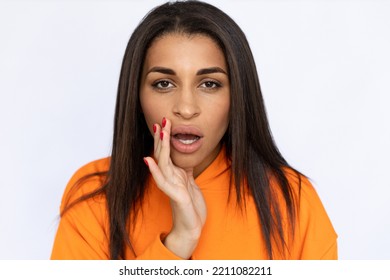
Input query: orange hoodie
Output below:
<box><xmin>51</xmin><ymin>149</ymin><xmax>337</xmax><ymax>259</ymax></box>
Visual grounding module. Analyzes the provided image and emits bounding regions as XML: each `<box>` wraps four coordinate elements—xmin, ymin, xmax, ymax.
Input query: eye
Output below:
<box><xmin>152</xmin><ymin>80</ymin><xmax>175</xmax><ymax>90</ymax></box>
<box><xmin>199</xmin><ymin>80</ymin><xmax>222</xmax><ymax>89</ymax></box>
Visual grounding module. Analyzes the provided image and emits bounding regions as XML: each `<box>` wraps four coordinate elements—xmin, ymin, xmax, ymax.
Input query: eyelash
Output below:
<box><xmin>151</xmin><ymin>80</ymin><xmax>222</xmax><ymax>91</ymax></box>
<box><xmin>200</xmin><ymin>80</ymin><xmax>222</xmax><ymax>89</ymax></box>
<box><xmin>152</xmin><ymin>80</ymin><xmax>174</xmax><ymax>90</ymax></box>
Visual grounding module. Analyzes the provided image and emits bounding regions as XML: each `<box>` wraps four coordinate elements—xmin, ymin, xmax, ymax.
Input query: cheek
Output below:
<box><xmin>215</xmin><ymin>96</ymin><xmax>230</xmax><ymax>127</ymax></box>
<box><xmin>204</xmin><ymin>98</ymin><xmax>230</xmax><ymax>134</ymax></box>
<box><xmin>140</xmin><ymin>93</ymin><xmax>163</xmax><ymax>126</ymax></box>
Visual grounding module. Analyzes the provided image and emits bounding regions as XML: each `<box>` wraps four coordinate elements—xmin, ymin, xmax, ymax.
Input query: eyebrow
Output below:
<box><xmin>196</xmin><ymin>67</ymin><xmax>227</xmax><ymax>75</ymax></box>
<box><xmin>147</xmin><ymin>67</ymin><xmax>175</xmax><ymax>75</ymax></box>
<box><xmin>146</xmin><ymin>66</ymin><xmax>227</xmax><ymax>76</ymax></box>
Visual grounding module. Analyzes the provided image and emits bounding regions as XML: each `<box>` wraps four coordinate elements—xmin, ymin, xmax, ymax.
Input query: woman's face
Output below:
<box><xmin>140</xmin><ymin>33</ymin><xmax>230</xmax><ymax>177</ymax></box>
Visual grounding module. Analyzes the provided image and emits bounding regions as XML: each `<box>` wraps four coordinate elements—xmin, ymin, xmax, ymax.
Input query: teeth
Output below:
<box><xmin>174</xmin><ymin>134</ymin><xmax>200</xmax><ymax>145</ymax></box>
<box><xmin>178</xmin><ymin>138</ymin><xmax>198</xmax><ymax>145</ymax></box>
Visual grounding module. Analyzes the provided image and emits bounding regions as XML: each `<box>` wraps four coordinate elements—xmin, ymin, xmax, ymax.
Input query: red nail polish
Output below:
<box><xmin>153</xmin><ymin>124</ymin><xmax>157</xmax><ymax>133</ymax></box>
<box><xmin>160</xmin><ymin>131</ymin><xmax>164</xmax><ymax>140</ymax></box>
<box><xmin>162</xmin><ymin>117</ymin><xmax>166</xmax><ymax>128</ymax></box>
<box><xmin>143</xmin><ymin>158</ymin><xmax>149</xmax><ymax>166</ymax></box>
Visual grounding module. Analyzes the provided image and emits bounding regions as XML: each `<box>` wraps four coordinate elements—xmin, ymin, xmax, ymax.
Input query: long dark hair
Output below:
<box><xmin>64</xmin><ymin>0</ymin><xmax>302</xmax><ymax>259</ymax></box>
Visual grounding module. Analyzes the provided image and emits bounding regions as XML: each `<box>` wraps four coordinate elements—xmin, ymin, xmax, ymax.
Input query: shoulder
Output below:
<box><xmin>282</xmin><ymin>168</ymin><xmax>338</xmax><ymax>258</ymax></box>
<box><xmin>280</xmin><ymin>168</ymin><xmax>322</xmax><ymax>207</ymax></box>
<box><xmin>53</xmin><ymin>158</ymin><xmax>111</xmax><ymax>259</ymax></box>
<box><xmin>275</xmin><ymin>167</ymin><xmax>336</xmax><ymax>236</ymax></box>
<box><xmin>60</xmin><ymin>157</ymin><xmax>110</xmax><ymax>213</ymax></box>
<box><xmin>70</xmin><ymin>157</ymin><xmax>110</xmax><ymax>181</ymax></box>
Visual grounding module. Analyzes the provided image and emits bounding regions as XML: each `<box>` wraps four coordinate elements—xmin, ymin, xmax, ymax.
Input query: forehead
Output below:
<box><xmin>143</xmin><ymin>33</ymin><xmax>227</xmax><ymax>70</ymax></box>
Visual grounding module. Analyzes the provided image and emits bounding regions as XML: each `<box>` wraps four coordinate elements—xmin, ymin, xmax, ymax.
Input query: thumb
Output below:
<box><xmin>185</xmin><ymin>169</ymin><xmax>196</xmax><ymax>184</ymax></box>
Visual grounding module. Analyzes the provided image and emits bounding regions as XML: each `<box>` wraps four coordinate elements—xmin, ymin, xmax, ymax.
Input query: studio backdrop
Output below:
<box><xmin>0</xmin><ymin>0</ymin><xmax>389</xmax><ymax>259</ymax></box>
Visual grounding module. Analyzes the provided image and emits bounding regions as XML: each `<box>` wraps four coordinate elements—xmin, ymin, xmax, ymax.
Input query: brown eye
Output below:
<box><xmin>200</xmin><ymin>80</ymin><xmax>221</xmax><ymax>89</ymax></box>
<box><xmin>152</xmin><ymin>80</ymin><xmax>174</xmax><ymax>90</ymax></box>
<box><xmin>158</xmin><ymin>81</ymin><xmax>170</xmax><ymax>88</ymax></box>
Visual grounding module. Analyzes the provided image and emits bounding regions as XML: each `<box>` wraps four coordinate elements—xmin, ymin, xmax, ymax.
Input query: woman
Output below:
<box><xmin>51</xmin><ymin>0</ymin><xmax>337</xmax><ymax>260</ymax></box>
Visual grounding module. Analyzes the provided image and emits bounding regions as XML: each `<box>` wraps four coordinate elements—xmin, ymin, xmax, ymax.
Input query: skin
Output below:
<box><xmin>141</xmin><ymin>33</ymin><xmax>230</xmax><ymax>259</ymax></box>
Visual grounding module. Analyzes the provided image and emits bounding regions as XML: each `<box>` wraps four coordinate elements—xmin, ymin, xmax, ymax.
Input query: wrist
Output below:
<box><xmin>163</xmin><ymin>229</ymin><xmax>200</xmax><ymax>259</ymax></box>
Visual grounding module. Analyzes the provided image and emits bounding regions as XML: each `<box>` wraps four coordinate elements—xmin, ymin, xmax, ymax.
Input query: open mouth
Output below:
<box><xmin>173</xmin><ymin>133</ymin><xmax>201</xmax><ymax>145</ymax></box>
<box><xmin>170</xmin><ymin>126</ymin><xmax>204</xmax><ymax>154</ymax></box>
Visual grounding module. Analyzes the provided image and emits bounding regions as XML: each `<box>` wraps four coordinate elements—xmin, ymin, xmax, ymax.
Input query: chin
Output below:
<box><xmin>171</xmin><ymin>152</ymin><xmax>201</xmax><ymax>171</ymax></box>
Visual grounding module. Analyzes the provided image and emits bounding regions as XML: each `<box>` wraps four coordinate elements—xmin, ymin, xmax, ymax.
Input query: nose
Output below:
<box><xmin>172</xmin><ymin>88</ymin><xmax>200</xmax><ymax>119</ymax></box>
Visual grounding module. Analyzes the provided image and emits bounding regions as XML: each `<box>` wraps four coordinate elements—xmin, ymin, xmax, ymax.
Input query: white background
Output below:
<box><xmin>0</xmin><ymin>0</ymin><xmax>389</xmax><ymax>259</ymax></box>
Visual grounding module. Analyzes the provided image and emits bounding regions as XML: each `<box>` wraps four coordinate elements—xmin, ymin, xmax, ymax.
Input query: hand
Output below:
<box><xmin>143</xmin><ymin>117</ymin><xmax>207</xmax><ymax>259</ymax></box>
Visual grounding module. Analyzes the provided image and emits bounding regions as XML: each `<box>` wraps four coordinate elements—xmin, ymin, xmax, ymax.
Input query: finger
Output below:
<box><xmin>144</xmin><ymin>156</ymin><xmax>176</xmax><ymax>199</ymax></box>
<box><xmin>153</xmin><ymin>123</ymin><xmax>162</xmax><ymax>157</ymax></box>
<box><xmin>158</xmin><ymin>117</ymin><xmax>172</xmax><ymax>170</ymax></box>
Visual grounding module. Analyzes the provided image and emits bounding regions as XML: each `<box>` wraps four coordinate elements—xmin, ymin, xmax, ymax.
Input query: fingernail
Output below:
<box><xmin>160</xmin><ymin>131</ymin><xmax>164</xmax><ymax>140</ymax></box>
<box><xmin>153</xmin><ymin>124</ymin><xmax>157</xmax><ymax>133</ymax></box>
<box><xmin>143</xmin><ymin>158</ymin><xmax>149</xmax><ymax>166</ymax></box>
<box><xmin>162</xmin><ymin>117</ymin><xmax>166</xmax><ymax>128</ymax></box>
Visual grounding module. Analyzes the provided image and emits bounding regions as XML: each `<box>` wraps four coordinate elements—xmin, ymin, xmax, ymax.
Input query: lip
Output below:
<box><xmin>170</xmin><ymin>125</ymin><xmax>204</xmax><ymax>154</ymax></box>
